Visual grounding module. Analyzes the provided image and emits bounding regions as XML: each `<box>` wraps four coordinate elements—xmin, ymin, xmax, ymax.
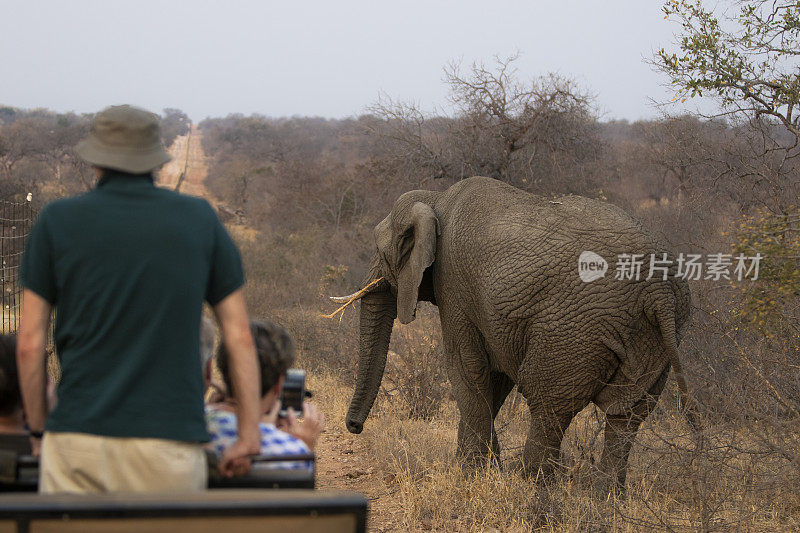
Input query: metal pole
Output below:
<box><xmin>2</xmin><ymin>200</ymin><xmax>6</xmax><ymax>334</ymax></box>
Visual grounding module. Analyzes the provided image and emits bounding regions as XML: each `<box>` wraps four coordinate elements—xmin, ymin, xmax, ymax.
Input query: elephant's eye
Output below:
<box><xmin>379</xmin><ymin>251</ymin><xmax>395</xmax><ymax>279</ymax></box>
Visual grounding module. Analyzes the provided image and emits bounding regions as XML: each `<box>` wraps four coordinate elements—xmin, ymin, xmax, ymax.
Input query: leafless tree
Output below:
<box><xmin>368</xmin><ymin>54</ymin><xmax>601</xmax><ymax>194</ymax></box>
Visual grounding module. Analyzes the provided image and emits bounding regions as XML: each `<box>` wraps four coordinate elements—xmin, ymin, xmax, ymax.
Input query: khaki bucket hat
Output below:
<box><xmin>75</xmin><ymin>105</ymin><xmax>171</xmax><ymax>173</ymax></box>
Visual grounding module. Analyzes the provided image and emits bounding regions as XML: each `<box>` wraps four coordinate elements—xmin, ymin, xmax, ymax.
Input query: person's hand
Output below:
<box><xmin>29</xmin><ymin>436</ymin><xmax>41</xmax><ymax>457</ymax></box>
<box><xmin>276</xmin><ymin>402</ymin><xmax>325</xmax><ymax>451</ymax></box>
<box><xmin>218</xmin><ymin>433</ymin><xmax>260</xmax><ymax>477</ymax></box>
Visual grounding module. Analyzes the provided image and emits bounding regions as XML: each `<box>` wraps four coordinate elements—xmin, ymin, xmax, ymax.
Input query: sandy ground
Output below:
<box><xmin>159</xmin><ymin>125</ymin><xmax>399</xmax><ymax>531</ymax></box>
<box><xmin>315</xmin><ymin>425</ymin><xmax>405</xmax><ymax>532</ymax></box>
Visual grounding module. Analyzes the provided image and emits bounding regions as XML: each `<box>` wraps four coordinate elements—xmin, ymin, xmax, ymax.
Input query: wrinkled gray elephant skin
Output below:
<box><xmin>345</xmin><ymin>176</ymin><xmax>691</xmax><ymax>492</ymax></box>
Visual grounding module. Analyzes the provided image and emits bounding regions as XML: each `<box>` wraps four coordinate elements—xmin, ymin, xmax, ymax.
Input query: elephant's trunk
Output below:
<box><xmin>345</xmin><ymin>289</ymin><xmax>396</xmax><ymax>434</ymax></box>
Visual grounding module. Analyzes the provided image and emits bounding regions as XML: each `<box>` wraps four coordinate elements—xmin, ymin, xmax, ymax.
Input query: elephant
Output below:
<box><xmin>338</xmin><ymin>176</ymin><xmax>692</xmax><ymax>492</ymax></box>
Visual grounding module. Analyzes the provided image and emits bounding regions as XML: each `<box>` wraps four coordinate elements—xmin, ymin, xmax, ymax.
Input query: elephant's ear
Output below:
<box><xmin>394</xmin><ymin>202</ymin><xmax>439</xmax><ymax>324</ymax></box>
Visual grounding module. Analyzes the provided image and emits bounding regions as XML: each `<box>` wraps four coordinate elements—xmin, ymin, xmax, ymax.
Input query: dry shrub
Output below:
<box><xmin>621</xmin><ymin>413</ymin><xmax>800</xmax><ymax>531</ymax></box>
<box><xmin>277</xmin><ymin>307</ymin><xmax>359</xmax><ymax>382</ymax></box>
<box><xmin>305</xmin><ymin>370</ymin><xmax>353</xmax><ymax>426</ymax></box>
<box><xmin>381</xmin><ymin>306</ymin><xmax>449</xmax><ymax>421</ymax></box>
<box><xmin>229</xmin><ymin>222</ymin><xmax>367</xmax><ymax>380</ymax></box>
<box><xmin>384</xmin><ymin>344</ymin><xmax>447</xmax><ymax>420</ymax></box>
<box><xmin>492</xmin><ymin>388</ymin><xmax>530</xmax><ymax>460</ymax></box>
<box><xmin>370</xmin><ymin>417</ymin><xmax>457</xmax><ymax>479</ymax></box>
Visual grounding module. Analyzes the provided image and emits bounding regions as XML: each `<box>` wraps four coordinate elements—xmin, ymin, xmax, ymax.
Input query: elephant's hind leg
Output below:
<box><xmin>516</xmin><ymin>343</ymin><xmax>595</xmax><ymax>480</ymax></box>
<box><xmin>490</xmin><ymin>371</ymin><xmax>515</xmax><ymax>460</ymax></box>
<box><xmin>597</xmin><ymin>364</ymin><xmax>669</xmax><ymax>495</ymax></box>
<box><xmin>520</xmin><ymin>406</ymin><xmax>574</xmax><ymax>480</ymax></box>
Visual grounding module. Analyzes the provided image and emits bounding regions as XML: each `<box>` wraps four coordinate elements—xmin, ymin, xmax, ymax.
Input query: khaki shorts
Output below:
<box><xmin>40</xmin><ymin>431</ymin><xmax>207</xmax><ymax>494</ymax></box>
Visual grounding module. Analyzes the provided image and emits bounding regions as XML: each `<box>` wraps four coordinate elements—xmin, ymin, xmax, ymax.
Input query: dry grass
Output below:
<box><xmin>342</xmin><ymin>389</ymin><xmax>800</xmax><ymax>531</ymax></box>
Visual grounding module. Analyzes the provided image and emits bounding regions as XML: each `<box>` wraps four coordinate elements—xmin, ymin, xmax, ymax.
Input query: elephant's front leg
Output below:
<box><xmin>444</xmin><ymin>325</ymin><xmax>495</xmax><ymax>470</ymax></box>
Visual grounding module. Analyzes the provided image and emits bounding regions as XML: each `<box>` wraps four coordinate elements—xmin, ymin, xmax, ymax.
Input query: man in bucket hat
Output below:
<box><xmin>16</xmin><ymin>105</ymin><xmax>261</xmax><ymax>493</ymax></box>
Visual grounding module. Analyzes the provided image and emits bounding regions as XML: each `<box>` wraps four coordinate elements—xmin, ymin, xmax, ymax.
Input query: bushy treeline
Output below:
<box><xmin>0</xmin><ymin>106</ymin><xmax>190</xmax><ymax>206</ymax></box>
<box><xmin>199</xmin><ymin>111</ymin><xmax>798</xmax><ymax>283</ymax></box>
<box><xmin>0</xmin><ymin>107</ymin><xmax>92</xmax><ymax>204</ymax></box>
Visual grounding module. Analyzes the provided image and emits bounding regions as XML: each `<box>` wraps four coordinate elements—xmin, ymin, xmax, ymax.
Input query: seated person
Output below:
<box><xmin>206</xmin><ymin>320</ymin><xmax>324</xmax><ymax>466</ymax></box>
<box><xmin>0</xmin><ymin>334</ymin><xmax>31</xmax><ymax>454</ymax></box>
<box><xmin>200</xmin><ymin>316</ymin><xmax>224</xmax><ymax>403</ymax></box>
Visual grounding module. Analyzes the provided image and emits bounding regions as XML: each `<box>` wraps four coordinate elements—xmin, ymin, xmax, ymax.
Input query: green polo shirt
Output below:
<box><xmin>20</xmin><ymin>171</ymin><xmax>244</xmax><ymax>442</ymax></box>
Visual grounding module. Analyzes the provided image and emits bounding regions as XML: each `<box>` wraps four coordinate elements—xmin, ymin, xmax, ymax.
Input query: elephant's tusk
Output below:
<box><xmin>329</xmin><ymin>291</ymin><xmax>362</xmax><ymax>304</ymax></box>
<box><xmin>321</xmin><ymin>277</ymin><xmax>385</xmax><ymax>320</ymax></box>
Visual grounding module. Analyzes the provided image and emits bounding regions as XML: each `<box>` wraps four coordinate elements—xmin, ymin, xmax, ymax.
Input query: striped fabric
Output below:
<box><xmin>205</xmin><ymin>406</ymin><xmax>310</xmax><ymax>469</ymax></box>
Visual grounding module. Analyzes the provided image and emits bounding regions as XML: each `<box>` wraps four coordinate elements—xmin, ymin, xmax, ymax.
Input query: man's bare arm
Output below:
<box><xmin>17</xmin><ymin>289</ymin><xmax>51</xmax><ymax>451</ymax></box>
<box><xmin>212</xmin><ymin>288</ymin><xmax>261</xmax><ymax>475</ymax></box>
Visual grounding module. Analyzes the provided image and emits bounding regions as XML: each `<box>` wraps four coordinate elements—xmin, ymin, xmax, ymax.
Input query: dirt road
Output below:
<box><xmin>314</xmin><ymin>424</ymin><xmax>404</xmax><ymax>532</ymax></box>
<box><xmin>156</xmin><ymin>124</ymin><xmax>212</xmax><ymax>199</ymax></box>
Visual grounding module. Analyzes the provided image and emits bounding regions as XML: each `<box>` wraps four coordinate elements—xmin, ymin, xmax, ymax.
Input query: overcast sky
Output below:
<box><xmin>1</xmin><ymin>0</ymin><xmax>706</xmax><ymax>122</ymax></box>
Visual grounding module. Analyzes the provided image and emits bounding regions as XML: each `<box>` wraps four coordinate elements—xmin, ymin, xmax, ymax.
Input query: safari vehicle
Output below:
<box><xmin>1</xmin><ymin>446</ymin><xmax>317</xmax><ymax>492</ymax></box>
<box><xmin>0</xmin><ymin>442</ymin><xmax>367</xmax><ymax>532</ymax></box>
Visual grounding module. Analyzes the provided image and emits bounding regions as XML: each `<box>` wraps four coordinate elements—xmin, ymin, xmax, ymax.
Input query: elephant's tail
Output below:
<box><xmin>655</xmin><ymin>302</ymin><xmax>699</xmax><ymax>431</ymax></box>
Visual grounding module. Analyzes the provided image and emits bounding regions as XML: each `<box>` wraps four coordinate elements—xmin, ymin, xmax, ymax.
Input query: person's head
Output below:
<box><xmin>216</xmin><ymin>320</ymin><xmax>295</xmax><ymax>407</ymax></box>
<box><xmin>75</xmin><ymin>104</ymin><xmax>171</xmax><ymax>176</ymax></box>
<box><xmin>0</xmin><ymin>334</ymin><xmax>21</xmax><ymax>419</ymax></box>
